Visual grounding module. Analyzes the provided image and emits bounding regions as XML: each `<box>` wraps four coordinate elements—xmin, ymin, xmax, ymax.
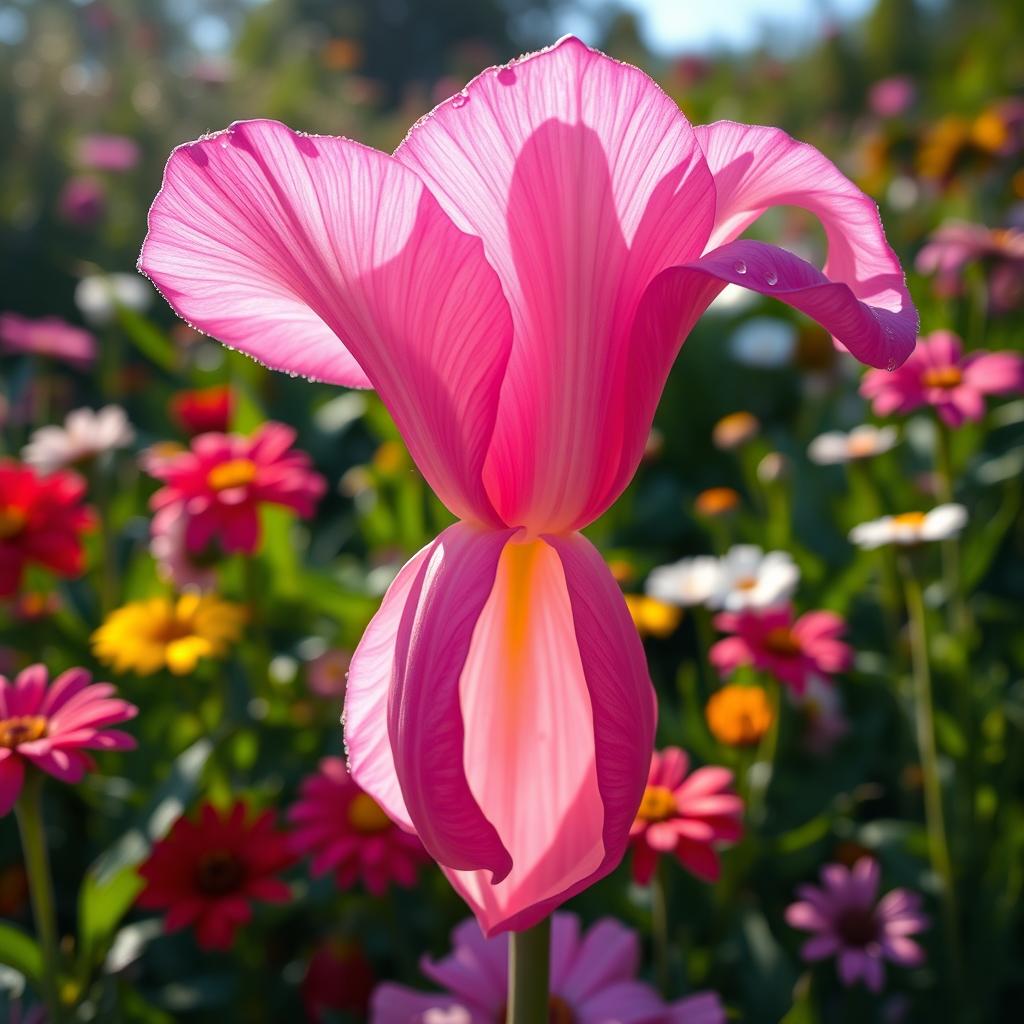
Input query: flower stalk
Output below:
<box><xmin>508</xmin><ymin>917</ymin><xmax>551</xmax><ymax>1024</ymax></box>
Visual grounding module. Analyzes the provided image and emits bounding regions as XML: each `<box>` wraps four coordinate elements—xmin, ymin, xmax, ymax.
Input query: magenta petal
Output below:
<box><xmin>141</xmin><ymin>119</ymin><xmax>513</xmax><ymax>525</ymax></box>
<box><xmin>0</xmin><ymin>754</ymin><xmax>24</xmax><ymax>817</ymax></box>
<box><xmin>963</xmin><ymin>350</ymin><xmax>1024</xmax><ymax>394</ymax></box>
<box><xmin>370</xmin><ymin>985</ymin><xmax>483</xmax><ymax>1024</ymax></box>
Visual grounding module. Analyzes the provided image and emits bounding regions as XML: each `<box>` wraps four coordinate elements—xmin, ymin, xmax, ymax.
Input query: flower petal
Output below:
<box><xmin>0</xmin><ymin>753</ymin><xmax>24</xmax><ymax>817</ymax></box>
<box><xmin>141</xmin><ymin>119</ymin><xmax>513</xmax><ymax>524</ymax></box>
<box><xmin>397</xmin><ymin>36</ymin><xmax>715</xmax><ymax>531</ymax></box>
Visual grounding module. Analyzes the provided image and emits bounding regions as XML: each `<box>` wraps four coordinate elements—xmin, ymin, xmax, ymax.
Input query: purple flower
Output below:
<box><xmin>786</xmin><ymin>858</ymin><xmax>928</xmax><ymax>992</ymax></box>
<box><xmin>57</xmin><ymin>176</ymin><xmax>105</xmax><ymax>226</ymax></box>
<box><xmin>77</xmin><ymin>134</ymin><xmax>140</xmax><ymax>172</ymax></box>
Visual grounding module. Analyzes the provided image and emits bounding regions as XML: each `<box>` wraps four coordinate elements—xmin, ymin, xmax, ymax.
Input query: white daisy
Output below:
<box><xmin>22</xmin><ymin>405</ymin><xmax>134</xmax><ymax>473</ymax></box>
<box><xmin>74</xmin><ymin>272</ymin><xmax>153</xmax><ymax>326</ymax></box>
<box><xmin>728</xmin><ymin>317</ymin><xmax>796</xmax><ymax>369</ymax></box>
<box><xmin>848</xmin><ymin>504</ymin><xmax>967</xmax><ymax>549</ymax></box>
<box><xmin>808</xmin><ymin>425</ymin><xmax>898</xmax><ymax>465</ymax></box>
<box><xmin>709</xmin><ymin>545</ymin><xmax>800</xmax><ymax>611</ymax></box>
<box><xmin>645</xmin><ymin>555</ymin><xmax>721</xmax><ymax>607</ymax></box>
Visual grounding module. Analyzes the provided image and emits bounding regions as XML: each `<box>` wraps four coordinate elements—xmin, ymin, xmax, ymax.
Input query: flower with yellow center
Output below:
<box><xmin>849</xmin><ymin>504</ymin><xmax>967</xmax><ymax>549</ymax></box>
<box><xmin>634</xmin><ymin>784</ymin><xmax>679</xmax><ymax>823</ymax></box>
<box><xmin>921</xmin><ymin>366</ymin><xmax>963</xmax><ymax>390</ymax></box>
<box><xmin>706</xmin><ymin>684</ymin><xmax>774</xmax><ymax>747</ymax></box>
<box><xmin>624</xmin><ymin>594</ymin><xmax>682</xmax><ymax>638</ymax></box>
<box><xmin>92</xmin><ymin>593</ymin><xmax>246</xmax><ymax>675</ymax></box>
<box><xmin>347</xmin><ymin>792</ymin><xmax>393</xmax><ymax>834</ymax></box>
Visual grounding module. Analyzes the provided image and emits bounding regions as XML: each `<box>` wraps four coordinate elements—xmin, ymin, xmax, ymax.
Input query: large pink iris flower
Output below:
<box><xmin>139</xmin><ymin>38</ymin><xmax>916</xmax><ymax>934</ymax></box>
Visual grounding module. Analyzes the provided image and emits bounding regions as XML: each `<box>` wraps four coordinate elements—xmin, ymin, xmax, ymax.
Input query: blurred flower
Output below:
<box><xmin>0</xmin><ymin>313</ymin><xmax>96</xmax><ymax>367</ymax></box>
<box><xmin>645</xmin><ymin>554</ymin><xmax>720</xmax><ymax>607</ymax></box>
<box><xmin>0</xmin><ymin>461</ymin><xmax>93</xmax><ymax>597</ymax></box>
<box><xmin>136</xmin><ymin>800</ymin><xmax>293</xmax><ymax>951</ymax></box>
<box><xmin>706</xmin><ymin>684</ymin><xmax>774</xmax><ymax>747</ymax></box>
<box><xmin>796</xmin><ymin>676</ymin><xmax>849</xmax><ymax>756</ymax></box>
<box><xmin>624</xmin><ymin>594</ymin><xmax>683</xmax><ymax>637</ymax></box>
<box><xmin>306</xmin><ymin>648</ymin><xmax>351</xmax><ymax>700</ymax></box>
<box><xmin>0</xmin><ymin>862</ymin><xmax>28</xmax><ymax>917</ymax></box>
<box><xmin>694</xmin><ymin>486</ymin><xmax>741</xmax><ymax>518</ymax></box>
<box><xmin>712</xmin><ymin>411</ymin><xmax>760</xmax><ymax>450</ymax></box>
<box><xmin>0</xmin><ymin>664</ymin><xmax>137</xmax><ymax>815</ymax></box>
<box><xmin>786</xmin><ymin>858</ymin><xmax>928</xmax><ymax>992</ymax></box>
<box><xmin>149</xmin><ymin>503</ymin><xmax>218</xmax><ymax>591</ymax></box>
<box><xmin>808</xmin><ymin>425</ymin><xmax>898</xmax><ymax>465</ymax></box>
<box><xmin>76</xmin><ymin>133</ymin><xmax>140</xmax><ymax>172</ymax></box>
<box><xmin>92</xmin><ymin>594</ymin><xmax>246</xmax><ymax>675</ymax></box>
<box><xmin>12</xmin><ymin>591</ymin><xmax>61</xmax><ymax>622</ymax></box>
<box><xmin>21</xmin><ymin>405</ymin><xmax>134</xmax><ymax>473</ymax></box>
<box><xmin>58</xmin><ymin>176</ymin><xmax>105</xmax><ymax>225</ymax></box>
<box><xmin>849</xmin><ymin>504</ymin><xmax>967</xmax><ymax>549</ymax></box>
<box><xmin>861</xmin><ymin>330</ymin><xmax>1024</xmax><ymax>427</ymax></box>
<box><xmin>170</xmin><ymin>384</ymin><xmax>234</xmax><ymax>435</ymax></box>
<box><xmin>711</xmin><ymin>606</ymin><xmax>852</xmax><ymax>695</ymax></box>
<box><xmin>916</xmin><ymin>222</ymin><xmax>1024</xmax><ymax>314</ymax></box>
<box><xmin>74</xmin><ymin>272</ymin><xmax>153</xmax><ymax>326</ymax></box>
<box><xmin>868</xmin><ymin>76</ymin><xmax>915</xmax><ymax>119</ymax></box>
<box><xmin>630</xmin><ymin>747</ymin><xmax>743</xmax><ymax>884</ymax></box>
<box><xmin>371</xmin><ymin>913</ymin><xmax>726</xmax><ymax>1024</ymax></box>
<box><xmin>756</xmin><ymin>451</ymin><xmax>789</xmax><ymax>484</ymax></box>
<box><xmin>146</xmin><ymin>423</ymin><xmax>325</xmax><ymax>555</ymax></box>
<box><xmin>728</xmin><ymin>317</ymin><xmax>796</xmax><ymax>368</ymax></box>
<box><xmin>288</xmin><ymin>757</ymin><xmax>428</xmax><ymax>895</ymax></box>
<box><xmin>320</xmin><ymin>37</ymin><xmax>362</xmax><ymax>72</ymax></box>
<box><xmin>709</xmin><ymin>545</ymin><xmax>799</xmax><ymax>611</ymax></box>
<box><xmin>302</xmin><ymin>939</ymin><xmax>376</xmax><ymax>1023</ymax></box>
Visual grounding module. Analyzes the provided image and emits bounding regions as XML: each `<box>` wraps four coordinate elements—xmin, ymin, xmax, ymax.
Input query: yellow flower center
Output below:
<box><xmin>207</xmin><ymin>458</ymin><xmax>258</xmax><ymax>491</ymax></box>
<box><xmin>735</xmin><ymin>576</ymin><xmax>758</xmax><ymax>591</ymax></box>
<box><xmin>922</xmin><ymin>366</ymin><xmax>963</xmax><ymax>389</ymax></box>
<box><xmin>635</xmin><ymin>785</ymin><xmax>678</xmax><ymax>824</ymax></box>
<box><xmin>892</xmin><ymin>511</ymin><xmax>927</xmax><ymax>528</ymax></box>
<box><xmin>763</xmin><ymin>627</ymin><xmax>802</xmax><ymax>657</ymax></box>
<box><xmin>0</xmin><ymin>715</ymin><xmax>48</xmax><ymax>749</ymax></box>
<box><xmin>0</xmin><ymin>506</ymin><xmax>27</xmax><ymax>541</ymax></box>
<box><xmin>347</xmin><ymin>792</ymin><xmax>392</xmax><ymax>834</ymax></box>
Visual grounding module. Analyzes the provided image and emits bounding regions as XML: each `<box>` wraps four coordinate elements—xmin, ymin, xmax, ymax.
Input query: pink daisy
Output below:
<box><xmin>0</xmin><ymin>313</ymin><xmax>97</xmax><ymax>368</ymax></box>
<box><xmin>0</xmin><ymin>664</ymin><xmax>137</xmax><ymax>815</ymax></box>
<box><xmin>630</xmin><ymin>747</ymin><xmax>743</xmax><ymax>885</ymax></box>
<box><xmin>145</xmin><ymin>422</ymin><xmax>325</xmax><ymax>555</ymax></box>
<box><xmin>786</xmin><ymin>858</ymin><xmax>929</xmax><ymax>992</ymax></box>
<box><xmin>288</xmin><ymin>757</ymin><xmax>429</xmax><ymax>896</ymax></box>
<box><xmin>372</xmin><ymin>913</ymin><xmax>725</xmax><ymax>1024</ymax></box>
<box><xmin>861</xmin><ymin>329</ymin><xmax>1024</xmax><ymax>427</ymax></box>
<box><xmin>710</xmin><ymin>605</ymin><xmax>852</xmax><ymax>696</ymax></box>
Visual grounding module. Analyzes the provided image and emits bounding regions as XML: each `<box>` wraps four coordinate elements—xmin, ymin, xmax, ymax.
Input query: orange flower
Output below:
<box><xmin>694</xmin><ymin>487</ymin><xmax>741</xmax><ymax>518</ymax></box>
<box><xmin>712</xmin><ymin>412</ymin><xmax>760</xmax><ymax>451</ymax></box>
<box><xmin>706</xmin><ymin>684</ymin><xmax>774</xmax><ymax>747</ymax></box>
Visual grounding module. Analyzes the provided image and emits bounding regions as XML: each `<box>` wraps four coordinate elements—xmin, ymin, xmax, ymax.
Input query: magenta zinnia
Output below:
<box><xmin>140</xmin><ymin>37</ymin><xmax>916</xmax><ymax>933</ymax></box>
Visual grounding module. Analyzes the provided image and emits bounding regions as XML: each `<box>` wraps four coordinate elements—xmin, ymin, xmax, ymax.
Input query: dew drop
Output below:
<box><xmin>765</xmin><ymin>270</ymin><xmax>778</xmax><ymax>286</ymax></box>
<box><xmin>451</xmin><ymin>91</ymin><xmax>469</xmax><ymax>108</ymax></box>
<box><xmin>220</xmin><ymin>140</ymin><xmax>229</xmax><ymax>148</ymax></box>
<box><xmin>496</xmin><ymin>67</ymin><xmax>517</xmax><ymax>85</ymax></box>
<box><xmin>886</xmin><ymin>357</ymin><xmax>897</xmax><ymax>373</ymax></box>
<box><xmin>733</xmin><ymin>260</ymin><xmax>747</xmax><ymax>275</ymax></box>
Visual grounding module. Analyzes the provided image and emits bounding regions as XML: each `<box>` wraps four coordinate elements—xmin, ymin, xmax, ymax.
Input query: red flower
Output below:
<box><xmin>629</xmin><ymin>747</ymin><xmax>743</xmax><ymax>884</ymax></box>
<box><xmin>170</xmin><ymin>385</ymin><xmax>234</xmax><ymax>435</ymax></box>
<box><xmin>710</xmin><ymin>605</ymin><xmax>853</xmax><ymax>696</ymax></box>
<box><xmin>137</xmin><ymin>800</ymin><xmax>294</xmax><ymax>951</ymax></box>
<box><xmin>0</xmin><ymin>460</ymin><xmax>94</xmax><ymax>597</ymax></box>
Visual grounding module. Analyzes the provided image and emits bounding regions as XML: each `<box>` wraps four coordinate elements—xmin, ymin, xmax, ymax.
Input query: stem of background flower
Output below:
<box><xmin>746</xmin><ymin>681</ymin><xmax>781</xmax><ymax>829</ymax></box>
<box><xmin>90</xmin><ymin>459</ymin><xmax>118</xmax><ymax>614</ymax></box>
<box><xmin>651</xmin><ymin>860</ymin><xmax>671</xmax><ymax>997</ymax></box>
<box><xmin>933</xmin><ymin>418</ymin><xmax>972</xmax><ymax>638</ymax></box>
<box><xmin>14</xmin><ymin>771</ymin><xmax>64</xmax><ymax>1024</ymax></box>
<box><xmin>899</xmin><ymin>559</ymin><xmax>962</xmax><ymax>997</ymax></box>
<box><xmin>508</xmin><ymin>917</ymin><xmax>550</xmax><ymax>1024</ymax></box>
<box><xmin>692</xmin><ymin>606</ymin><xmax>717</xmax><ymax>692</ymax></box>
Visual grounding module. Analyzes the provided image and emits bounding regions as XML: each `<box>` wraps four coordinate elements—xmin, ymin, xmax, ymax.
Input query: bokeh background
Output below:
<box><xmin>2</xmin><ymin>0</ymin><xmax>1023</xmax><ymax>1022</ymax></box>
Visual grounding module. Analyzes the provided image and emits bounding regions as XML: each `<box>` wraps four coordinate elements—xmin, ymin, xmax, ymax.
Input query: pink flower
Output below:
<box><xmin>0</xmin><ymin>313</ymin><xmax>96</xmax><ymax>367</ymax></box>
<box><xmin>868</xmin><ymin>76</ymin><xmax>915</xmax><ymax>119</ymax></box>
<box><xmin>0</xmin><ymin>664</ymin><xmax>137</xmax><ymax>815</ymax></box>
<box><xmin>372</xmin><ymin>913</ymin><xmax>726</xmax><ymax>1024</ymax></box>
<box><xmin>861</xmin><ymin>329</ymin><xmax>1024</xmax><ymax>427</ymax></box>
<box><xmin>710</xmin><ymin>606</ymin><xmax>852</xmax><ymax>696</ymax></box>
<box><xmin>786</xmin><ymin>858</ymin><xmax>929</xmax><ymax>992</ymax></box>
<box><xmin>139</xmin><ymin>38</ymin><xmax>915</xmax><ymax>934</ymax></box>
<box><xmin>58</xmin><ymin>176</ymin><xmax>106</xmax><ymax>226</ymax></box>
<box><xmin>145</xmin><ymin>422</ymin><xmax>325</xmax><ymax>555</ymax></box>
<box><xmin>77</xmin><ymin>133</ymin><xmax>140</xmax><ymax>172</ymax></box>
<box><xmin>306</xmin><ymin>648</ymin><xmax>352</xmax><ymax>700</ymax></box>
<box><xmin>630</xmin><ymin>747</ymin><xmax>743</xmax><ymax>884</ymax></box>
<box><xmin>288</xmin><ymin>757</ymin><xmax>429</xmax><ymax>896</ymax></box>
<box><xmin>150</xmin><ymin>501</ymin><xmax>218</xmax><ymax>590</ymax></box>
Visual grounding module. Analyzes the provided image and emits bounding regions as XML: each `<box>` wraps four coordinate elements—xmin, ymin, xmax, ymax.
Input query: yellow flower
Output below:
<box><xmin>625</xmin><ymin>594</ymin><xmax>682</xmax><ymax>638</ymax></box>
<box><xmin>706</xmin><ymin>684</ymin><xmax>774</xmax><ymax>747</ymax></box>
<box><xmin>92</xmin><ymin>594</ymin><xmax>246</xmax><ymax>675</ymax></box>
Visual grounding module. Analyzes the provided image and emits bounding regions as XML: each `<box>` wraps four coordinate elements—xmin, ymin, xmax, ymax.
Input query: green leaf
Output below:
<box><xmin>0</xmin><ymin>921</ymin><xmax>42</xmax><ymax>983</ymax></box>
<box><xmin>116</xmin><ymin>307</ymin><xmax>177</xmax><ymax>373</ymax></box>
<box><xmin>77</xmin><ymin>863</ymin><xmax>144</xmax><ymax>973</ymax></box>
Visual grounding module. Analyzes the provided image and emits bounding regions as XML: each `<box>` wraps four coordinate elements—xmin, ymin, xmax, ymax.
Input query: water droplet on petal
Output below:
<box><xmin>765</xmin><ymin>270</ymin><xmax>778</xmax><ymax>286</ymax></box>
<box><xmin>451</xmin><ymin>91</ymin><xmax>469</xmax><ymax>108</ymax></box>
<box><xmin>496</xmin><ymin>67</ymin><xmax>516</xmax><ymax>85</ymax></box>
<box><xmin>733</xmin><ymin>260</ymin><xmax>747</xmax><ymax>275</ymax></box>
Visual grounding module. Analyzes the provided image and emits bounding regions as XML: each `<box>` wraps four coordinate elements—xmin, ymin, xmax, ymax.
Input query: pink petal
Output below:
<box><xmin>694</xmin><ymin>121</ymin><xmax>916</xmax><ymax>369</ymax></box>
<box><xmin>920</xmin><ymin>329</ymin><xmax>962</xmax><ymax>367</ymax></box>
<box><xmin>560</xmin><ymin>918</ymin><xmax>640</xmax><ymax>1001</ymax></box>
<box><xmin>370</xmin><ymin>985</ymin><xmax>487</xmax><ymax>1024</ymax></box>
<box><xmin>802</xmin><ymin>934</ymin><xmax>840</xmax><ymax>961</ymax></box>
<box><xmin>0</xmin><ymin>754</ymin><xmax>25</xmax><ymax>816</ymax></box>
<box><xmin>8</xmin><ymin>664</ymin><xmax>48</xmax><ymax>716</ymax></box>
<box><xmin>397</xmin><ymin>37</ymin><xmax>715</xmax><ymax>532</ymax></box>
<box><xmin>654</xmin><ymin>747</ymin><xmax>689</xmax><ymax>789</ymax></box>
<box><xmin>963</xmin><ymin>350</ymin><xmax>1024</xmax><ymax>395</ymax></box>
<box><xmin>576</xmin><ymin>980</ymin><xmax>666</xmax><ymax>1024</ymax></box>
<box><xmin>881</xmin><ymin>935</ymin><xmax>925</xmax><ymax>967</ymax></box>
<box><xmin>141</xmin><ymin>119</ymin><xmax>513</xmax><ymax>525</ymax></box>
<box><xmin>668</xmin><ymin>992</ymin><xmax>726</xmax><ymax>1024</ymax></box>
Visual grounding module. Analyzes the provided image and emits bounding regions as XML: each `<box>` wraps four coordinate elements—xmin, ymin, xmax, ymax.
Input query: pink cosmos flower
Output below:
<box><xmin>786</xmin><ymin>858</ymin><xmax>929</xmax><ymax>992</ymax></box>
<box><xmin>139</xmin><ymin>37</ymin><xmax>915</xmax><ymax>934</ymax></box>
<box><xmin>77</xmin><ymin>133</ymin><xmax>141</xmax><ymax>172</ymax></box>
<box><xmin>145</xmin><ymin>422</ymin><xmax>325</xmax><ymax>555</ymax></box>
<box><xmin>288</xmin><ymin>757</ymin><xmax>429</xmax><ymax>896</ymax></box>
<box><xmin>0</xmin><ymin>313</ymin><xmax>97</xmax><ymax>367</ymax></box>
<box><xmin>0</xmin><ymin>664</ymin><xmax>137</xmax><ymax>815</ymax></box>
<box><xmin>710</xmin><ymin>605</ymin><xmax>852</xmax><ymax>696</ymax></box>
<box><xmin>372</xmin><ymin>913</ymin><xmax>726</xmax><ymax>1024</ymax></box>
<box><xmin>630</xmin><ymin>747</ymin><xmax>742</xmax><ymax>885</ymax></box>
<box><xmin>861</xmin><ymin>329</ymin><xmax>1024</xmax><ymax>427</ymax></box>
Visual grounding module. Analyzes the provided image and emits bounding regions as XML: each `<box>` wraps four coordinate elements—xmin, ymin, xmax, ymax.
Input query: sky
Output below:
<box><xmin>558</xmin><ymin>0</ymin><xmax>878</xmax><ymax>53</ymax></box>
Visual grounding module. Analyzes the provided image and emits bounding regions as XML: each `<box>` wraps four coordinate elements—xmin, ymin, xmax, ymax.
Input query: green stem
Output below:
<box><xmin>508</xmin><ymin>918</ymin><xmax>550</xmax><ymax>1024</ymax></box>
<box><xmin>651</xmin><ymin>861</ymin><xmax>671</xmax><ymax>997</ymax></box>
<box><xmin>14</xmin><ymin>772</ymin><xmax>63</xmax><ymax>1023</ymax></box>
<box><xmin>747</xmin><ymin>681</ymin><xmax>781</xmax><ymax>828</ymax></box>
